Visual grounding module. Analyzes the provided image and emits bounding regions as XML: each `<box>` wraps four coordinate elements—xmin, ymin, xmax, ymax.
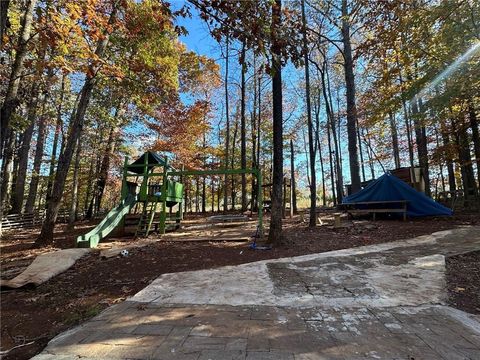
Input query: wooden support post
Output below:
<box><xmin>158</xmin><ymin>157</ymin><xmax>168</xmax><ymax>234</ymax></box>
<box><xmin>146</xmin><ymin>197</ymin><xmax>158</xmax><ymax>235</ymax></box>
<box><xmin>139</xmin><ymin>152</ymin><xmax>149</xmax><ymax>201</ymax></box>
<box><xmin>166</xmin><ymin>167</ymin><xmax>265</xmax><ymax>238</ymax></box>
<box><xmin>121</xmin><ymin>156</ymin><xmax>129</xmax><ymax>200</ymax></box>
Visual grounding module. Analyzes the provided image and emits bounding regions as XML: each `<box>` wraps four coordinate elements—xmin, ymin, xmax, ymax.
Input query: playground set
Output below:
<box><xmin>76</xmin><ymin>151</ymin><xmax>264</xmax><ymax>248</ymax></box>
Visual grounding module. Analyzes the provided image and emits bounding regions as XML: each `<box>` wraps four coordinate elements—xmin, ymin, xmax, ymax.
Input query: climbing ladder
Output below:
<box><xmin>135</xmin><ymin>198</ymin><xmax>159</xmax><ymax>238</ymax></box>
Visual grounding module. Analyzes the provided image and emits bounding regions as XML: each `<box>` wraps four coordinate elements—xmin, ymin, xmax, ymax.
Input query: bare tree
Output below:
<box><xmin>36</xmin><ymin>6</ymin><xmax>118</xmax><ymax>246</ymax></box>
<box><xmin>268</xmin><ymin>0</ymin><xmax>284</xmax><ymax>244</ymax></box>
<box><xmin>240</xmin><ymin>42</ymin><xmax>247</xmax><ymax>211</ymax></box>
<box><xmin>223</xmin><ymin>35</ymin><xmax>230</xmax><ymax>212</ymax></box>
<box><xmin>1</xmin><ymin>0</ymin><xmax>37</xmax><ymax>154</ymax></box>
<box><xmin>301</xmin><ymin>0</ymin><xmax>317</xmax><ymax>226</ymax></box>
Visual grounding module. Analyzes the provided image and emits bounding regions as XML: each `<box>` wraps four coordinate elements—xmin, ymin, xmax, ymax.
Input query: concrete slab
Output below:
<box><xmin>33</xmin><ymin>226</ymin><xmax>480</xmax><ymax>359</ymax></box>
<box><xmin>132</xmin><ymin>228</ymin><xmax>476</xmax><ymax>308</ymax></box>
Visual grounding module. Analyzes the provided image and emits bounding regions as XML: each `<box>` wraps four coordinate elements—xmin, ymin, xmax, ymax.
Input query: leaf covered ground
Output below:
<box><xmin>1</xmin><ymin>213</ymin><xmax>479</xmax><ymax>359</ymax></box>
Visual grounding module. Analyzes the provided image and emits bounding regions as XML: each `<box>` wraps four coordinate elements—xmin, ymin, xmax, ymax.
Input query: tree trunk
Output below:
<box><xmin>337</xmin><ymin>98</ymin><xmax>343</xmax><ymax>183</ymax></box>
<box><xmin>326</xmin><ymin>117</ymin><xmax>336</xmax><ymax>204</ymax></box>
<box><xmin>468</xmin><ymin>99</ymin><xmax>480</xmax><ymax>186</ymax></box>
<box><xmin>87</xmin><ymin>145</ymin><xmax>103</xmax><ymax>219</ymax></box>
<box><xmin>230</xmin><ymin>118</ymin><xmax>238</xmax><ymax>210</ymax></box>
<box><xmin>36</xmin><ymin>6</ymin><xmax>117</xmax><ymax>246</ymax></box>
<box><xmin>0</xmin><ymin>128</ymin><xmax>12</xmax><ymax>234</ymax></box>
<box><xmin>364</xmin><ymin>127</ymin><xmax>376</xmax><ymax>179</ymax></box>
<box><xmin>333</xmin><ymin>114</ymin><xmax>344</xmax><ymax>200</ymax></box>
<box><xmin>303</xmin><ymin>127</ymin><xmax>311</xmax><ymax>187</ymax></box>
<box><xmin>202</xmin><ymin>134</ymin><xmax>207</xmax><ymax>213</ymax></box>
<box><xmin>301</xmin><ymin>0</ymin><xmax>316</xmax><ymax>226</ymax></box>
<box><xmin>411</xmin><ymin>98</ymin><xmax>431</xmax><ymax>196</ymax></box>
<box><xmin>195</xmin><ymin>177</ymin><xmax>200</xmax><ymax>213</ymax></box>
<box><xmin>290</xmin><ymin>139</ymin><xmax>297</xmax><ymax>214</ymax></box>
<box><xmin>10</xmin><ymin>134</ymin><xmax>21</xmax><ymax>204</ymax></box>
<box><xmin>454</xmin><ymin>117</ymin><xmax>478</xmax><ymax>199</ymax></box>
<box><xmin>319</xmin><ymin>69</ymin><xmax>336</xmax><ymax>204</ymax></box>
<box><xmin>341</xmin><ymin>0</ymin><xmax>361</xmax><ymax>194</ymax></box>
<box><xmin>357</xmin><ymin>119</ymin><xmax>366</xmax><ymax>182</ymax></box>
<box><xmin>397</xmin><ymin>62</ymin><xmax>416</xmax><ymax>172</ymax></box>
<box><xmin>249</xmin><ymin>56</ymin><xmax>258</xmax><ymax>212</ymax></box>
<box><xmin>95</xmin><ymin>125</ymin><xmax>117</xmax><ymax>213</ymax></box>
<box><xmin>324</xmin><ymin>63</ymin><xmax>343</xmax><ymax>202</ymax></box>
<box><xmin>188</xmin><ymin>182</ymin><xmax>193</xmax><ymax>213</ymax></box>
<box><xmin>84</xmin><ymin>150</ymin><xmax>96</xmax><ymax>216</ymax></box>
<box><xmin>0</xmin><ymin>0</ymin><xmax>9</xmax><ymax>49</ymax></box>
<box><xmin>223</xmin><ymin>34</ymin><xmax>230</xmax><ymax>213</ymax></box>
<box><xmin>256</xmin><ymin>71</ymin><xmax>262</xmax><ymax>208</ymax></box>
<box><xmin>93</xmin><ymin>106</ymin><xmax>123</xmax><ymax>214</ymax></box>
<box><xmin>211</xmin><ymin>178</ymin><xmax>215</xmax><ymax>212</ymax></box>
<box><xmin>68</xmin><ymin>136</ymin><xmax>82</xmax><ymax>227</ymax></box>
<box><xmin>10</xmin><ymin>94</ymin><xmax>38</xmax><ymax>213</ymax></box>
<box><xmin>216</xmin><ymin>181</ymin><xmax>221</xmax><ymax>212</ymax></box>
<box><xmin>0</xmin><ymin>0</ymin><xmax>37</xmax><ymax>155</ymax></box>
<box><xmin>440</xmin><ymin>125</ymin><xmax>456</xmax><ymax>192</ymax></box>
<box><xmin>332</xmin><ymin>111</ymin><xmax>343</xmax><ymax>201</ymax></box>
<box><xmin>25</xmin><ymin>101</ymin><xmax>48</xmax><ymax>214</ymax></box>
<box><xmin>0</xmin><ymin>130</ymin><xmax>15</xmax><ymax>210</ymax></box>
<box><xmin>316</xmin><ymin>136</ymin><xmax>326</xmax><ymax>206</ymax></box>
<box><xmin>240</xmin><ymin>42</ymin><xmax>247</xmax><ymax>212</ymax></box>
<box><xmin>435</xmin><ymin>127</ymin><xmax>446</xmax><ymax>193</ymax></box>
<box><xmin>312</xmin><ymin>89</ymin><xmax>327</xmax><ymax>206</ymax></box>
<box><xmin>268</xmin><ymin>0</ymin><xmax>283</xmax><ymax>244</ymax></box>
<box><xmin>201</xmin><ymin>176</ymin><xmax>206</xmax><ymax>213</ymax></box>
<box><xmin>403</xmin><ymin>102</ymin><xmax>415</xmax><ymax>170</ymax></box>
<box><xmin>389</xmin><ymin>112</ymin><xmax>401</xmax><ymax>169</ymax></box>
<box><xmin>46</xmin><ymin>75</ymin><xmax>65</xmax><ymax>202</ymax></box>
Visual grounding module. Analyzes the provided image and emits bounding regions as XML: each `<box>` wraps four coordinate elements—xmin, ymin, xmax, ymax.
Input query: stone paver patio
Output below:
<box><xmin>34</xmin><ymin>226</ymin><xmax>480</xmax><ymax>359</ymax></box>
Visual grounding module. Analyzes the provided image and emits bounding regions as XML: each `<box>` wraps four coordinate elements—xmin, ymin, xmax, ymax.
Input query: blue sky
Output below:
<box><xmin>125</xmin><ymin>2</ymin><xmax>393</xmax><ymax>194</ymax></box>
<box><xmin>174</xmin><ymin>1</ymin><xmax>220</xmax><ymax>59</ymax></box>
<box><xmin>169</xmin><ymin>2</ymin><xmax>359</xmax><ymax>192</ymax></box>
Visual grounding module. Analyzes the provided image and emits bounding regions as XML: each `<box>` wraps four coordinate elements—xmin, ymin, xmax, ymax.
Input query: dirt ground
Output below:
<box><xmin>446</xmin><ymin>250</ymin><xmax>480</xmax><ymax>315</ymax></box>
<box><xmin>1</xmin><ymin>212</ymin><xmax>479</xmax><ymax>359</ymax></box>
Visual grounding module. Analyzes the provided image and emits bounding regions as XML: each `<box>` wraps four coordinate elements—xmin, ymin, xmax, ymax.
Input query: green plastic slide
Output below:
<box><xmin>76</xmin><ymin>194</ymin><xmax>137</xmax><ymax>248</ymax></box>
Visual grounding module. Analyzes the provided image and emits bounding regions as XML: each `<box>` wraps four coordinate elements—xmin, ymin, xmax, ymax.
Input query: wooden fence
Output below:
<box><xmin>1</xmin><ymin>209</ymin><xmax>79</xmax><ymax>231</ymax></box>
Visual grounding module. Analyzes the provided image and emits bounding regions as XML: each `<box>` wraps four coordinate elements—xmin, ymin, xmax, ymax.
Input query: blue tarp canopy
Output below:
<box><xmin>343</xmin><ymin>173</ymin><xmax>453</xmax><ymax>217</ymax></box>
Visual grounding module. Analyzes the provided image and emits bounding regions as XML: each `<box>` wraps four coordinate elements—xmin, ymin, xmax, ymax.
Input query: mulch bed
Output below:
<box><xmin>446</xmin><ymin>250</ymin><xmax>480</xmax><ymax>315</ymax></box>
<box><xmin>1</xmin><ymin>212</ymin><xmax>479</xmax><ymax>359</ymax></box>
